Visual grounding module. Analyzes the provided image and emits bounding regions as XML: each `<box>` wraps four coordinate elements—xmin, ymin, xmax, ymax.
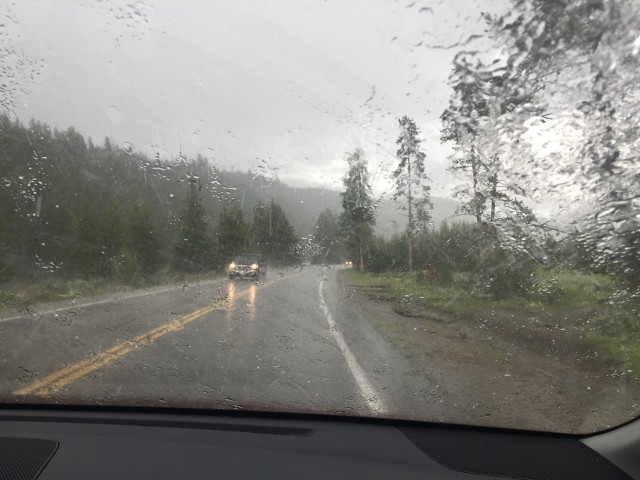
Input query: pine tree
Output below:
<box><xmin>173</xmin><ymin>177</ymin><xmax>211</xmax><ymax>272</ymax></box>
<box><xmin>215</xmin><ymin>206</ymin><xmax>252</xmax><ymax>267</ymax></box>
<box><xmin>311</xmin><ymin>209</ymin><xmax>342</xmax><ymax>264</ymax></box>
<box><xmin>340</xmin><ymin>149</ymin><xmax>375</xmax><ymax>272</ymax></box>
<box><xmin>393</xmin><ymin>116</ymin><xmax>432</xmax><ymax>272</ymax></box>
<box><xmin>253</xmin><ymin>200</ymin><xmax>297</xmax><ymax>264</ymax></box>
<box><xmin>129</xmin><ymin>204</ymin><xmax>163</xmax><ymax>275</ymax></box>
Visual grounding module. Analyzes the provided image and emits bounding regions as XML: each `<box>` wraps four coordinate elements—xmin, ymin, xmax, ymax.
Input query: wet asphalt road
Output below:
<box><xmin>0</xmin><ymin>266</ymin><xmax>444</xmax><ymax>420</ymax></box>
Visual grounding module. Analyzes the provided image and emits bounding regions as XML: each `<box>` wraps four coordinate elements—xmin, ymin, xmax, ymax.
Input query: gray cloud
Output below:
<box><xmin>8</xmin><ymin>0</ymin><xmax>505</xmax><ymax>196</ymax></box>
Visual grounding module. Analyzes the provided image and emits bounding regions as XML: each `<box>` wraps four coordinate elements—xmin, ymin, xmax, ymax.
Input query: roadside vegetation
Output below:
<box><xmin>346</xmin><ymin>241</ymin><xmax>640</xmax><ymax>376</ymax></box>
<box><xmin>348</xmin><ymin>268</ymin><xmax>616</xmax><ymax>315</ymax></box>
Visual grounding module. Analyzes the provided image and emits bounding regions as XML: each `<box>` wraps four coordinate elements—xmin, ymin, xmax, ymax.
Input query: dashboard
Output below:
<box><xmin>0</xmin><ymin>408</ymin><xmax>636</xmax><ymax>479</ymax></box>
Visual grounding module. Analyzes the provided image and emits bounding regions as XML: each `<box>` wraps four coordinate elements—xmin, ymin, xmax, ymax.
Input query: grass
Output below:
<box><xmin>585</xmin><ymin>294</ymin><xmax>640</xmax><ymax>375</ymax></box>
<box><xmin>346</xmin><ymin>269</ymin><xmax>618</xmax><ymax>313</ymax></box>
<box><xmin>1</xmin><ymin>277</ymin><xmax>114</xmax><ymax>306</ymax></box>
<box><xmin>349</xmin><ymin>270</ymin><xmax>460</xmax><ymax>312</ymax></box>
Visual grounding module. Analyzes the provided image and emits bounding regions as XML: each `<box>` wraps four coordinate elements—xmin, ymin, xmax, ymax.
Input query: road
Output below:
<box><xmin>0</xmin><ymin>266</ymin><xmax>445</xmax><ymax>420</ymax></box>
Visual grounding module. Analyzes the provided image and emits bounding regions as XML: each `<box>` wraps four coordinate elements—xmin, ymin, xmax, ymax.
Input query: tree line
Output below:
<box><xmin>0</xmin><ymin>115</ymin><xmax>300</xmax><ymax>283</ymax></box>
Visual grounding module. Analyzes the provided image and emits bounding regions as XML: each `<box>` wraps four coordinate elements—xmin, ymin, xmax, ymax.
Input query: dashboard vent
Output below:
<box><xmin>401</xmin><ymin>426</ymin><xmax>631</xmax><ymax>480</ymax></box>
<box><xmin>0</xmin><ymin>437</ymin><xmax>58</xmax><ymax>480</ymax></box>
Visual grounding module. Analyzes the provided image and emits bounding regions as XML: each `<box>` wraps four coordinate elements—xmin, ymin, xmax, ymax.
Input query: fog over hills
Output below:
<box><xmin>219</xmin><ymin>170</ymin><xmax>462</xmax><ymax>238</ymax></box>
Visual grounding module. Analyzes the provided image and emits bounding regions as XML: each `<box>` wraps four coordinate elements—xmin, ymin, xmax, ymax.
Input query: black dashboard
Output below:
<box><xmin>0</xmin><ymin>408</ymin><xmax>635</xmax><ymax>479</ymax></box>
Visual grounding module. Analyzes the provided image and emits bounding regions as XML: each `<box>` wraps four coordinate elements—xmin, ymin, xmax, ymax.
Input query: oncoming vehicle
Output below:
<box><xmin>228</xmin><ymin>253</ymin><xmax>266</xmax><ymax>280</ymax></box>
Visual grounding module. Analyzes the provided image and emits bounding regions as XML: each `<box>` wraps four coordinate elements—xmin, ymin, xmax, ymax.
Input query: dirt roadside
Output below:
<box><xmin>340</xmin><ymin>273</ymin><xmax>640</xmax><ymax>434</ymax></box>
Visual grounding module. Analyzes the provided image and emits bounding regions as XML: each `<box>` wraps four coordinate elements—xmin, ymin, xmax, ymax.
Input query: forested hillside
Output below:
<box><xmin>0</xmin><ymin>116</ymin><xmax>311</xmax><ymax>282</ymax></box>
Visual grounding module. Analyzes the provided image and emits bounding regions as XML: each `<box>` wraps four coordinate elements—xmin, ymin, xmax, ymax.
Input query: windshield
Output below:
<box><xmin>1</xmin><ymin>0</ymin><xmax>639</xmax><ymax>435</ymax></box>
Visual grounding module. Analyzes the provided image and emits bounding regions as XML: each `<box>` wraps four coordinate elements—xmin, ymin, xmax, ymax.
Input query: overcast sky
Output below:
<box><xmin>5</xmin><ymin>0</ymin><xmax>506</xmax><ymax>197</ymax></box>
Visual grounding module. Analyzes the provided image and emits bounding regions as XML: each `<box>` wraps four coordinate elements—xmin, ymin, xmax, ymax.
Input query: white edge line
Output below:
<box><xmin>0</xmin><ymin>278</ymin><xmax>223</xmax><ymax>323</ymax></box>
<box><xmin>318</xmin><ymin>277</ymin><xmax>387</xmax><ymax>415</ymax></box>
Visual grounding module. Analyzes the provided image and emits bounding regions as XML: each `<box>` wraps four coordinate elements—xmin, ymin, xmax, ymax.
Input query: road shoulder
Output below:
<box><xmin>342</xmin><ymin>270</ymin><xmax>640</xmax><ymax>433</ymax></box>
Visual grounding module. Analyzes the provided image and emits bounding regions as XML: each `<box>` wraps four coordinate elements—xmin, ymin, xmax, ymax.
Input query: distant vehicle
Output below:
<box><xmin>228</xmin><ymin>253</ymin><xmax>266</xmax><ymax>280</ymax></box>
<box><xmin>344</xmin><ymin>260</ymin><xmax>353</xmax><ymax>268</ymax></box>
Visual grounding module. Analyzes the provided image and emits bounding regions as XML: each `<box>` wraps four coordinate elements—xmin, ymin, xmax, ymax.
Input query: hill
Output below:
<box><xmin>219</xmin><ymin>170</ymin><xmax>461</xmax><ymax>237</ymax></box>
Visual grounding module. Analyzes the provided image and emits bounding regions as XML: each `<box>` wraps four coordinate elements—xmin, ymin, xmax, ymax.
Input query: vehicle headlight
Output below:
<box><xmin>250</xmin><ymin>263</ymin><xmax>258</xmax><ymax>270</ymax></box>
<box><xmin>229</xmin><ymin>262</ymin><xmax>236</xmax><ymax>269</ymax></box>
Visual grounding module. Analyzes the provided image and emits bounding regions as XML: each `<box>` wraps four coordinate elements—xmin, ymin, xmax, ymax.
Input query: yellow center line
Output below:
<box><xmin>14</xmin><ymin>278</ymin><xmax>280</xmax><ymax>396</ymax></box>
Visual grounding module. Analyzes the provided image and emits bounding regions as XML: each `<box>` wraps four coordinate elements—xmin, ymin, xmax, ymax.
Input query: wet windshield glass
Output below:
<box><xmin>1</xmin><ymin>0</ymin><xmax>639</xmax><ymax>434</ymax></box>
